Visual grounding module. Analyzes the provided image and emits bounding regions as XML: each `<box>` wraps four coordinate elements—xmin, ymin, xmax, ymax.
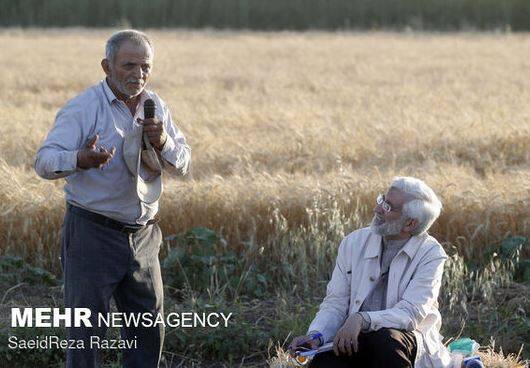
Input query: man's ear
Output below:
<box><xmin>101</xmin><ymin>59</ymin><xmax>111</xmax><ymax>76</ymax></box>
<box><xmin>403</xmin><ymin>218</ymin><xmax>419</xmax><ymax>234</ymax></box>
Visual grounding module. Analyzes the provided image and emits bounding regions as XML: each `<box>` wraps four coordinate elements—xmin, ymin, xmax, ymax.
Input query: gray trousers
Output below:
<box><xmin>61</xmin><ymin>204</ymin><xmax>164</xmax><ymax>368</ymax></box>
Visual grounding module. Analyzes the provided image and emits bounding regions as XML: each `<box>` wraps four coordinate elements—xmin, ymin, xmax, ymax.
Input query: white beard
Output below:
<box><xmin>370</xmin><ymin>214</ymin><xmax>408</xmax><ymax>237</ymax></box>
<box><xmin>108</xmin><ymin>73</ymin><xmax>143</xmax><ymax>99</ymax></box>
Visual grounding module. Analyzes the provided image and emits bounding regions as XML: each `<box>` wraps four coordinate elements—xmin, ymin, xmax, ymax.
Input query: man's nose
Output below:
<box><xmin>132</xmin><ymin>66</ymin><xmax>143</xmax><ymax>79</ymax></box>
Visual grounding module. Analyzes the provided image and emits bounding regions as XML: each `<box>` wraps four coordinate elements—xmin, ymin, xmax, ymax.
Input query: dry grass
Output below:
<box><xmin>0</xmin><ymin>30</ymin><xmax>529</xmax><ymax>270</ymax></box>
<box><xmin>267</xmin><ymin>344</ymin><xmax>528</xmax><ymax>368</ymax></box>
<box><xmin>478</xmin><ymin>340</ymin><xmax>528</xmax><ymax>368</ymax></box>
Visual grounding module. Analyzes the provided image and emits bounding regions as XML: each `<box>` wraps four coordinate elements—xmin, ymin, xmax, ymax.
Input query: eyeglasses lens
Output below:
<box><xmin>377</xmin><ymin>194</ymin><xmax>391</xmax><ymax>213</ymax></box>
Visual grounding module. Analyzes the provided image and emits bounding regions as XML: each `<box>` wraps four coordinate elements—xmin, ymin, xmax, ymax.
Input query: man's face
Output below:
<box><xmin>104</xmin><ymin>40</ymin><xmax>153</xmax><ymax>98</ymax></box>
<box><xmin>370</xmin><ymin>187</ymin><xmax>409</xmax><ymax>237</ymax></box>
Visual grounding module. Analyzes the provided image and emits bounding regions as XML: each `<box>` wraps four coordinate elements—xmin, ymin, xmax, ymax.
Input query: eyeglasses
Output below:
<box><xmin>376</xmin><ymin>194</ymin><xmax>399</xmax><ymax>213</ymax></box>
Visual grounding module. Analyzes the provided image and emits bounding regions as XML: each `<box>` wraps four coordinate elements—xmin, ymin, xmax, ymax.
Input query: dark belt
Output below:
<box><xmin>67</xmin><ymin>203</ymin><xmax>159</xmax><ymax>234</ymax></box>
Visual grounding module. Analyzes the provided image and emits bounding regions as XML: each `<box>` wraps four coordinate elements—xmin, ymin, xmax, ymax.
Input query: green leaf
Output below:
<box><xmin>500</xmin><ymin>236</ymin><xmax>527</xmax><ymax>258</ymax></box>
<box><xmin>187</xmin><ymin>227</ymin><xmax>218</xmax><ymax>247</ymax></box>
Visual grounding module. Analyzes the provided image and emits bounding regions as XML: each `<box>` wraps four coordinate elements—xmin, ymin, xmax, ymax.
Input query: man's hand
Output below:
<box><xmin>288</xmin><ymin>334</ymin><xmax>320</xmax><ymax>357</ymax></box>
<box><xmin>76</xmin><ymin>135</ymin><xmax>115</xmax><ymax>170</ymax></box>
<box><xmin>333</xmin><ymin>313</ymin><xmax>363</xmax><ymax>356</ymax></box>
<box><xmin>138</xmin><ymin>117</ymin><xmax>167</xmax><ymax>150</ymax></box>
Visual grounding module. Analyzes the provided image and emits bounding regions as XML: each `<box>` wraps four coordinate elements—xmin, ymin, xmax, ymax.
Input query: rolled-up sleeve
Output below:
<box><xmin>34</xmin><ymin>107</ymin><xmax>85</xmax><ymax>180</ymax></box>
<box><xmin>158</xmin><ymin>106</ymin><xmax>191</xmax><ymax>176</ymax></box>
<box><xmin>366</xmin><ymin>251</ymin><xmax>447</xmax><ymax>332</ymax></box>
<box><xmin>307</xmin><ymin>238</ymin><xmax>351</xmax><ymax>343</ymax></box>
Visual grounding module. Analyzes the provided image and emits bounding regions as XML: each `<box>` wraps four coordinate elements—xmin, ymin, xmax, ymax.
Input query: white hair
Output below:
<box><xmin>390</xmin><ymin>176</ymin><xmax>442</xmax><ymax>235</ymax></box>
<box><xmin>105</xmin><ymin>30</ymin><xmax>154</xmax><ymax>64</ymax></box>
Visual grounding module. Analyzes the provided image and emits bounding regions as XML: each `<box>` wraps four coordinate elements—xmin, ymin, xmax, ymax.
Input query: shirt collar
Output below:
<box><xmin>102</xmin><ymin>78</ymin><xmax>118</xmax><ymax>104</ymax></box>
<box><xmin>101</xmin><ymin>78</ymin><xmax>150</xmax><ymax>106</ymax></box>
<box><xmin>382</xmin><ymin>237</ymin><xmax>409</xmax><ymax>249</ymax></box>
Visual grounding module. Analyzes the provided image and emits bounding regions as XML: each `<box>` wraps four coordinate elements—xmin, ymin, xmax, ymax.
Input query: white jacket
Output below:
<box><xmin>308</xmin><ymin>227</ymin><xmax>459</xmax><ymax>368</ymax></box>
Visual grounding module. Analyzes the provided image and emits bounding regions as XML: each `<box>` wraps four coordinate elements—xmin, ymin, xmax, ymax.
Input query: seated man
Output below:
<box><xmin>289</xmin><ymin>177</ymin><xmax>457</xmax><ymax>368</ymax></box>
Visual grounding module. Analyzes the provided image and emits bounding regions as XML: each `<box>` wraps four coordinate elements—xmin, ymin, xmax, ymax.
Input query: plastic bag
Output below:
<box><xmin>448</xmin><ymin>338</ymin><xmax>480</xmax><ymax>356</ymax></box>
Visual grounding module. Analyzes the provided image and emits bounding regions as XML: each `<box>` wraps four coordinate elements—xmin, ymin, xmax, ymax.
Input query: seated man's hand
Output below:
<box><xmin>288</xmin><ymin>335</ymin><xmax>320</xmax><ymax>357</ymax></box>
<box><xmin>333</xmin><ymin>313</ymin><xmax>363</xmax><ymax>356</ymax></box>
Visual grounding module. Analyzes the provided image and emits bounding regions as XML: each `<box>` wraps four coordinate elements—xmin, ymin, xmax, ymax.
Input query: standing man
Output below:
<box><xmin>289</xmin><ymin>177</ymin><xmax>459</xmax><ymax>368</ymax></box>
<box><xmin>35</xmin><ymin>30</ymin><xmax>191</xmax><ymax>367</ymax></box>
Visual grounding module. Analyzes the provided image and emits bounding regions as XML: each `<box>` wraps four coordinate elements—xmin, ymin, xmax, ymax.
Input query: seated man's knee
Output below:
<box><xmin>362</xmin><ymin>329</ymin><xmax>416</xmax><ymax>367</ymax></box>
<box><xmin>363</xmin><ymin>328</ymin><xmax>404</xmax><ymax>351</ymax></box>
<box><xmin>308</xmin><ymin>351</ymin><xmax>347</xmax><ymax>368</ymax></box>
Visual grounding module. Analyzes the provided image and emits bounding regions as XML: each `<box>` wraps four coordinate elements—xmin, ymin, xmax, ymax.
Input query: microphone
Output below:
<box><xmin>144</xmin><ymin>99</ymin><xmax>156</xmax><ymax>119</ymax></box>
<box><xmin>142</xmin><ymin>99</ymin><xmax>156</xmax><ymax>150</ymax></box>
<box><xmin>141</xmin><ymin>98</ymin><xmax>162</xmax><ymax>172</ymax></box>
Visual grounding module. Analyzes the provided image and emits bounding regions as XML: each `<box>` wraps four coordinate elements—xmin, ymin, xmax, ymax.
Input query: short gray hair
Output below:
<box><xmin>105</xmin><ymin>30</ymin><xmax>154</xmax><ymax>64</ymax></box>
<box><xmin>390</xmin><ymin>176</ymin><xmax>442</xmax><ymax>235</ymax></box>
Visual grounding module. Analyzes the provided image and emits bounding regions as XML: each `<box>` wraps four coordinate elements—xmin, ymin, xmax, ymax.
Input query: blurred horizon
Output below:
<box><xmin>1</xmin><ymin>0</ymin><xmax>530</xmax><ymax>31</ymax></box>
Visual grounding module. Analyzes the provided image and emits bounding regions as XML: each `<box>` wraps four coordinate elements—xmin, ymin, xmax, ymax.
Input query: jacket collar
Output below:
<box><xmin>400</xmin><ymin>232</ymin><xmax>428</xmax><ymax>259</ymax></box>
<box><xmin>364</xmin><ymin>230</ymin><xmax>428</xmax><ymax>259</ymax></box>
<box><xmin>364</xmin><ymin>232</ymin><xmax>382</xmax><ymax>258</ymax></box>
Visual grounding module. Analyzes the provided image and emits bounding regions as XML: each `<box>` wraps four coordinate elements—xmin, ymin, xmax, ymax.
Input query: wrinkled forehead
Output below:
<box><xmin>385</xmin><ymin>187</ymin><xmax>413</xmax><ymax>208</ymax></box>
<box><xmin>114</xmin><ymin>40</ymin><xmax>153</xmax><ymax>63</ymax></box>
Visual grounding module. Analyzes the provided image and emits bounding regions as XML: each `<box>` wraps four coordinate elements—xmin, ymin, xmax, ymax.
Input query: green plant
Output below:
<box><xmin>0</xmin><ymin>256</ymin><xmax>57</xmax><ymax>287</ymax></box>
<box><xmin>162</xmin><ymin>227</ymin><xmax>269</xmax><ymax>300</ymax></box>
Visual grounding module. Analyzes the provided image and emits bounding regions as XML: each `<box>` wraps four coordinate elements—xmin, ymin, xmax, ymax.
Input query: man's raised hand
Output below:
<box><xmin>138</xmin><ymin>117</ymin><xmax>167</xmax><ymax>150</ymax></box>
<box><xmin>76</xmin><ymin>134</ymin><xmax>115</xmax><ymax>170</ymax></box>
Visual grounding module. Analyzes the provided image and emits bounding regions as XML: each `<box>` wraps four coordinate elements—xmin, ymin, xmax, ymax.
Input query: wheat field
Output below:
<box><xmin>0</xmin><ymin>29</ymin><xmax>528</xmax><ymax>270</ymax></box>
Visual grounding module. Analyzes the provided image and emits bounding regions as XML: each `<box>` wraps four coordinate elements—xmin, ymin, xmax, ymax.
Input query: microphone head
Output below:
<box><xmin>144</xmin><ymin>99</ymin><xmax>156</xmax><ymax>119</ymax></box>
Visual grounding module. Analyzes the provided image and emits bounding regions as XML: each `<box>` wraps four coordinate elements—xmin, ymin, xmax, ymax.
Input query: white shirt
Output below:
<box><xmin>35</xmin><ymin>79</ymin><xmax>191</xmax><ymax>225</ymax></box>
